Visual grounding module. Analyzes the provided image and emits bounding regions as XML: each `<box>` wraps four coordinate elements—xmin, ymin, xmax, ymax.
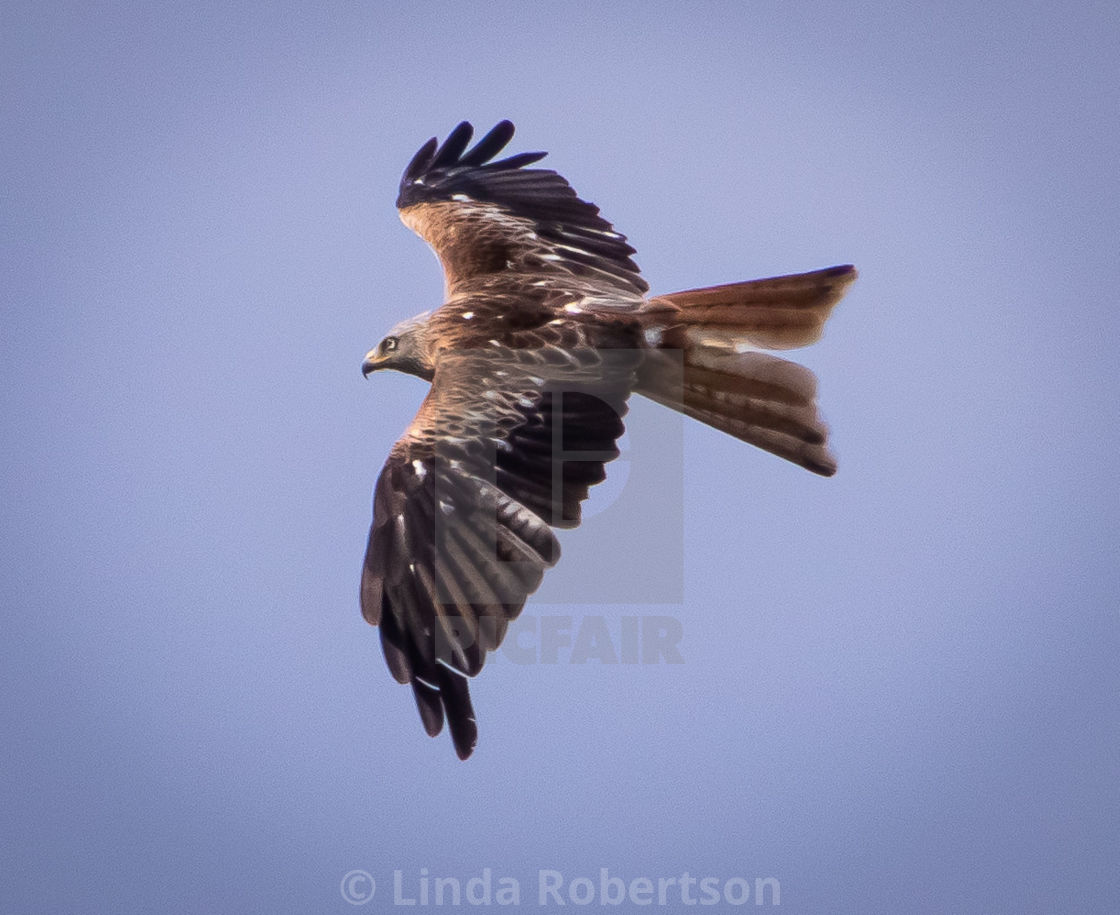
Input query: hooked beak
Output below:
<box><xmin>361</xmin><ymin>349</ymin><xmax>383</xmax><ymax>378</ymax></box>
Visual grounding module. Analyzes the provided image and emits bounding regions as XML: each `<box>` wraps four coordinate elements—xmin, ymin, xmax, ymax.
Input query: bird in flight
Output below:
<box><xmin>361</xmin><ymin>121</ymin><xmax>855</xmax><ymax>759</ymax></box>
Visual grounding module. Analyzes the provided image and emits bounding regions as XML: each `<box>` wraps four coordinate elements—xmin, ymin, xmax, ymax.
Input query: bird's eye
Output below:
<box><xmin>380</xmin><ymin>336</ymin><xmax>399</xmax><ymax>354</ymax></box>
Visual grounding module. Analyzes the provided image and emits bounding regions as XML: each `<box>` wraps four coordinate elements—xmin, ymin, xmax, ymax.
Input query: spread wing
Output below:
<box><xmin>361</xmin><ymin>341</ymin><xmax>641</xmax><ymax>759</ymax></box>
<box><xmin>396</xmin><ymin>120</ymin><xmax>648</xmax><ymax>299</ymax></box>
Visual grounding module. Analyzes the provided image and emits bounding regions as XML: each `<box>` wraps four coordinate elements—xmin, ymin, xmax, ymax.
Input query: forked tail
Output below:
<box><xmin>635</xmin><ymin>265</ymin><xmax>856</xmax><ymax>475</ymax></box>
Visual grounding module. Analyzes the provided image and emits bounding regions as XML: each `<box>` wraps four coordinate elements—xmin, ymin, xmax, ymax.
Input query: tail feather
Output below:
<box><xmin>646</xmin><ymin>264</ymin><xmax>856</xmax><ymax>350</ymax></box>
<box><xmin>637</xmin><ymin>349</ymin><xmax>837</xmax><ymax>475</ymax></box>
<box><xmin>636</xmin><ymin>265</ymin><xmax>855</xmax><ymax>476</ymax></box>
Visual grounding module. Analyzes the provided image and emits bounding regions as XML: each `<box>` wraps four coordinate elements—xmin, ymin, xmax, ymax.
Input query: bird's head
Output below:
<box><xmin>362</xmin><ymin>312</ymin><xmax>435</xmax><ymax>381</ymax></box>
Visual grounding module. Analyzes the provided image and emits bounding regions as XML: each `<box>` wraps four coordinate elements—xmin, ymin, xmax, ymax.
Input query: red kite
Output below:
<box><xmin>361</xmin><ymin>121</ymin><xmax>855</xmax><ymax>758</ymax></box>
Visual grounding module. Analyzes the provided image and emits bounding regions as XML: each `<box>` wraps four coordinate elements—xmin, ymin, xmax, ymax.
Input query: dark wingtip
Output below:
<box><xmin>454</xmin><ymin>730</ymin><xmax>477</xmax><ymax>760</ymax></box>
<box><xmin>437</xmin><ymin>665</ymin><xmax>478</xmax><ymax>760</ymax></box>
<box><xmin>460</xmin><ymin>120</ymin><xmax>516</xmax><ymax>166</ymax></box>
<box><xmin>430</xmin><ymin>121</ymin><xmax>474</xmax><ymax>170</ymax></box>
<box><xmin>402</xmin><ymin>120</ymin><xmax>545</xmax><ymax>184</ymax></box>
<box><xmin>412</xmin><ymin>679</ymin><xmax>445</xmax><ymax>737</ymax></box>
<box><xmin>496</xmin><ymin>150</ymin><xmax>548</xmax><ymax>169</ymax></box>
<box><xmin>402</xmin><ymin>136</ymin><xmax>438</xmax><ymax>183</ymax></box>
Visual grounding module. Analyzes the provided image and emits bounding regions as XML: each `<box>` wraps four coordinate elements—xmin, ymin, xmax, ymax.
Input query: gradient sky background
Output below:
<box><xmin>3</xmin><ymin>2</ymin><xmax>1118</xmax><ymax>912</ymax></box>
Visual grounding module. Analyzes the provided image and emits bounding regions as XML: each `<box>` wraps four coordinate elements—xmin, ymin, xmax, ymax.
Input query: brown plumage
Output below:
<box><xmin>360</xmin><ymin>121</ymin><xmax>856</xmax><ymax>758</ymax></box>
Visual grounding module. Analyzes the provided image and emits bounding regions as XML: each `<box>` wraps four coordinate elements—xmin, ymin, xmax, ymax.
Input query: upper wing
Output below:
<box><xmin>361</xmin><ymin>342</ymin><xmax>640</xmax><ymax>759</ymax></box>
<box><xmin>396</xmin><ymin>120</ymin><xmax>648</xmax><ymax>299</ymax></box>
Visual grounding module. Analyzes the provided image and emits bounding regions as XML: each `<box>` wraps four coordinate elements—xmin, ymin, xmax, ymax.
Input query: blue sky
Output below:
<box><xmin>3</xmin><ymin>2</ymin><xmax>1118</xmax><ymax>912</ymax></box>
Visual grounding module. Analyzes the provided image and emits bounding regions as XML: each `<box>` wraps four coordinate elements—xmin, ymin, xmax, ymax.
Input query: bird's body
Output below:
<box><xmin>361</xmin><ymin>122</ymin><xmax>856</xmax><ymax>758</ymax></box>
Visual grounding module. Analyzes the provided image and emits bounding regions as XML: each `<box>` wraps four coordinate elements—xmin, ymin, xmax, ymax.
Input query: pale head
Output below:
<box><xmin>361</xmin><ymin>311</ymin><xmax>435</xmax><ymax>381</ymax></box>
